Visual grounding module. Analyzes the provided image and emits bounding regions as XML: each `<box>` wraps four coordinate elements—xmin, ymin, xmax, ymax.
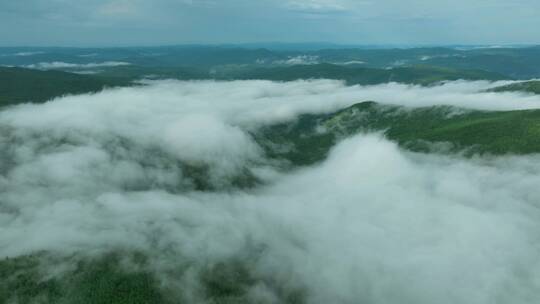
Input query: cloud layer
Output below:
<box><xmin>24</xmin><ymin>61</ymin><xmax>131</xmax><ymax>70</ymax></box>
<box><xmin>1</xmin><ymin>79</ymin><xmax>540</xmax><ymax>302</ymax></box>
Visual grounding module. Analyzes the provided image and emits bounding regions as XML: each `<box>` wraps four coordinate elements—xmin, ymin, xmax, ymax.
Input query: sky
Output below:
<box><xmin>1</xmin><ymin>0</ymin><xmax>539</xmax><ymax>47</ymax></box>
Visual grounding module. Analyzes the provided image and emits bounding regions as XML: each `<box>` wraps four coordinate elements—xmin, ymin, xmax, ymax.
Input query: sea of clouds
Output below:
<box><xmin>1</xmin><ymin>79</ymin><xmax>540</xmax><ymax>303</ymax></box>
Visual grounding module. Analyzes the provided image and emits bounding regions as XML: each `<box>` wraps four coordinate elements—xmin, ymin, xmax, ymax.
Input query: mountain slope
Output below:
<box><xmin>256</xmin><ymin>102</ymin><xmax>540</xmax><ymax>166</ymax></box>
<box><xmin>488</xmin><ymin>80</ymin><xmax>540</xmax><ymax>94</ymax></box>
<box><xmin>0</xmin><ymin>67</ymin><xmax>131</xmax><ymax>107</ymax></box>
<box><xmin>231</xmin><ymin>64</ymin><xmax>508</xmax><ymax>85</ymax></box>
<box><xmin>4</xmin><ymin>100</ymin><xmax>540</xmax><ymax>303</ymax></box>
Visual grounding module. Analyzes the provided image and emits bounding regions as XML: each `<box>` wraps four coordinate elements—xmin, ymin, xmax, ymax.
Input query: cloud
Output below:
<box><xmin>15</xmin><ymin>51</ymin><xmax>45</xmax><ymax>56</ymax></box>
<box><xmin>337</xmin><ymin>60</ymin><xmax>366</xmax><ymax>65</ymax></box>
<box><xmin>273</xmin><ymin>55</ymin><xmax>320</xmax><ymax>65</ymax></box>
<box><xmin>2</xmin><ymin>0</ymin><xmax>540</xmax><ymax>46</ymax></box>
<box><xmin>77</xmin><ymin>53</ymin><xmax>99</xmax><ymax>57</ymax></box>
<box><xmin>2</xmin><ymin>79</ymin><xmax>540</xmax><ymax>302</ymax></box>
<box><xmin>97</xmin><ymin>0</ymin><xmax>141</xmax><ymax>18</ymax></box>
<box><xmin>0</xmin><ymin>51</ymin><xmax>45</xmax><ymax>57</ymax></box>
<box><xmin>24</xmin><ymin>61</ymin><xmax>131</xmax><ymax>69</ymax></box>
<box><xmin>284</xmin><ymin>0</ymin><xmax>349</xmax><ymax>12</ymax></box>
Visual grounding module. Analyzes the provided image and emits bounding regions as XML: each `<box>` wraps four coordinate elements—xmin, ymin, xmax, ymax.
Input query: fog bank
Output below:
<box><xmin>1</xmin><ymin>80</ymin><xmax>540</xmax><ymax>303</ymax></box>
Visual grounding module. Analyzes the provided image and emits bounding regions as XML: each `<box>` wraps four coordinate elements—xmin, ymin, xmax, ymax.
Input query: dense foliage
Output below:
<box><xmin>0</xmin><ymin>67</ymin><xmax>130</xmax><ymax>107</ymax></box>
<box><xmin>256</xmin><ymin>102</ymin><xmax>540</xmax><ymax>166</ymax></box>
<box><xmin>231</xmin><ymin>64</ymin><xmax>507</xmax><ymax>85</ymax></box>
<box><xmin>489</xmin><ymin>80</ymin><xmax>540</xmax><ymax>94</ymax></box>
<box><xmin>2</xmin><ymin>45</ymin><xmax>540</xmax><ymax>78</ymax></box>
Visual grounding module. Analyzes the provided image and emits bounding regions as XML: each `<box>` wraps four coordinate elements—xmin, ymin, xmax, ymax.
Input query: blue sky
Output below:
<box><xmin>1</xmin><ymin>0</ymin><xmax>539</xmax><ymax>46</ymax></box>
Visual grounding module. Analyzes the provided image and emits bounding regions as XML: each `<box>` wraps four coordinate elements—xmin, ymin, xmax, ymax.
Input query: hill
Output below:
<box><xmin>488</xmin><ymin>80</ymin><xmax>540</xmax><ymax>94</ymax></box>
<box><xmin>229</xmin><ymin>64</ymin><xmax>508</xmax><ymax>85</ymax></box>
<box><xmin>4</xmin><ymin>100</ymin><xmax>540</xmax><ymax>303</ymax></box>
<box><xmin>95</xmin><ymin>63</ymin><xmax>509</xmax><ymax>85</ymax></box>
<box><xmin>0</xmin><ymin>67</ymin><xmax>131</xmax><ymax>107</ymax></box>
<box><xmin>256</xmin><ymin>101</ymin><xmax>540</xmax><ymax>166</ymax></box>
<box><xmin>4</xmin><ymin>45</ymin><xmax>540</xmax><ymax>78</ymax></box>
<box><xmin>0</xmin><ymin>65</ymin><xmax>510</xmax><ymax>108</ymax></box>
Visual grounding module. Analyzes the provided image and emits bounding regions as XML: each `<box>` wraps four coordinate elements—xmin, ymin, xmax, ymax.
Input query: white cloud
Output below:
<box><xmin>337</xmin><ymin>60</ymin><xmax>366</xmax><ymax>65</ymax></box>
<box><xmin>2</xmin><ymin>79</ymin><xmax>540</xmax><ymax>302</ymax></box>
<box><xmin>5</xmin><ymin>79</ymin><xmax>538</xmax><ymax>130</ymax></box>
<box><xmin>77</xmin><ymin>53</ymin><xmax>99</xmax><ymax>57</ymax></box>
<box><xmin>15</xmin><ymin>51</ymin><xmax>45</xmax><ymax>56</ymax></box>
<box><xmin>24</xmin><ymin>61</ymin><xmax>131</xmax><ymax>70</ymax></box>
<box><xmin>273</xmin><ymin>55</ymin><xmax>320</xmax><ymax>65</ymax></box>
<box><xmin>0</xmin><ymin>51</ymin><xmax>45</xmax><ymax>57</ymax></box>
<box><xmin>285</xmin><ymin>0</ymin><xmax>348</xmax><ymax>12</ymax></box>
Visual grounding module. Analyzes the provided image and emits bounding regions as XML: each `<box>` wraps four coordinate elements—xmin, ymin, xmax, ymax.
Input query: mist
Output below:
<box><xmin>24</xmin><ymin>61</ymin><xmax>131</xmax><ymax>70</ymax></box>
<box><xmin>1</xmin><ymin>79</ymin><xmax>540</xmax><ymax>303</ymax></box>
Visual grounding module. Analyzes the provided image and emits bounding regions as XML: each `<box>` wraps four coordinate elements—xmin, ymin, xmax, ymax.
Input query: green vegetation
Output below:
<box><xmin>225</xmin><ymin>64</ymin><xmax>508</xmax><ymax>85</ymax></box>
<box><xmin>67</xmin><ymin>253</ymin><xmax>166</xmax><ymax>304</ymax></box>
<box><xmin>1</xmin><ymin>64</ymin><xmax>510</xmax><ymax>108</ymax></box>
<box><xmin>488</xmin><ymin>80</ymin><xmax>540</xmax><ymax>94</ymax></box>
<box><xmin>3</xmin><ymin>46</ymin><xmax>540</xmax><ymax>303</ymax></box>
<box><xmin>0</xmin><ymin>253</ymin><xmax>166</xmax><ymax>304</ymax></box>
<box><xmin>94</xmin><ymin>63</ymin><xmax>508</xmax><ymax>85</ymax></box>
<box><xmin>93</xmin><ymin>63</ymin><xmax>508</xmax><ymax>86</ymax></box>
<box><xmin>0</xmin><ymin>254</ymin><xmax>63</xmax><ymax>303</ymax></box>
<box><xmin>0</xmin><ymin>252</ymin><xmax>165</xmax><ymax>304</ymax></box>
<box><xmin>422</xmin><ymin>49</ymin><xmax>540</xmax><ymax>79</ymax></box>
<box><xmin>0</xmin><ymin>67</ymin><xmax>131</xmax><ymax>107</ymax></box>
<box><xmin>0</xmin><ymin>252</ymin><xmax>306</xmax><ymax>304</ymax></box>
<box><xmin>3</xmin><ymin>45</ymin><xmax>540</xmax><ymax>78</ymax></box>
<box><xmin>256</xmin><ymin>101</ymin><xmax>540</xmax><ymax>166</ymax></box>
<box><xmin>94</xmin><ymin>65</ymin><xmax>209</xmax><ymax>81</ymax></box>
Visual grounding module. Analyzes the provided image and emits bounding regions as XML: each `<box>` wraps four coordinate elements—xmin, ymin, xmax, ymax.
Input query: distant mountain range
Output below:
<box><xmin>0</xmin><ymin>64</ymin><xmax>509</xmax><ymax>108</ymax></box>
<box><xmin>2</xmin><ymin>45</ymin><xmax>540</xmax><ymax>78</ymax></box>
